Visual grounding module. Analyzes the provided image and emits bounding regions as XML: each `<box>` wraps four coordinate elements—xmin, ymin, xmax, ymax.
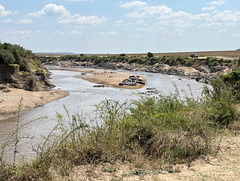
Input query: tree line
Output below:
<box><xmin>37</xmin><ymin>53</ymin><xmax>238</xmax><ymax>68</ymax></box>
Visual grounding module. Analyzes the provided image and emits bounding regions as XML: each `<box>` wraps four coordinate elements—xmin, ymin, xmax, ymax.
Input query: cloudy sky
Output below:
<box><xmin>0</xmin><ymin>0</ymin><xmax>239</xmax><ymax>53</ymax></box>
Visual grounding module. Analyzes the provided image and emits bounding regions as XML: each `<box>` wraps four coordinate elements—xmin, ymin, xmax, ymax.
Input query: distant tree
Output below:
<box><xmin>147</xmin><ymin>52</ymin><xmax>154</xmax><ymax>58</ymax></box>
<box><xmin>190</xmin><ymin>54</ymin><xmax>198</xmax><ymax>58</ymax></box>
<box><xmin>119</xmin><ymin>53</ymin><xmax>126</xmax><ymax>56</ymax></box>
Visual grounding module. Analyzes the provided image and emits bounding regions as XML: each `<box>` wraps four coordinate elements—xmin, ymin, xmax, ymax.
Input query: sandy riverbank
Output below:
<box><xmin>51</xmin><ymin>68</ymin><xmax>146</xmax><ymax>89</ymax></box>
<box><xmin>0</xmin><ymin>88</ymin><xmax>69</xmax><ymax>121</ymax></box>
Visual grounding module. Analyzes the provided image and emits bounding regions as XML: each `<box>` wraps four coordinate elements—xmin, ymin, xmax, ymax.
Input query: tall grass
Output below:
<box><xmin>0</xmin><ymin>76</ymin><xmax>239</xmax><ymax>180</ymax></box>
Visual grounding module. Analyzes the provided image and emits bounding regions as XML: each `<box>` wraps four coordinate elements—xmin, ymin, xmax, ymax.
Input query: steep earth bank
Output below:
<box><xmin>0</xmin><ymin>59</ymin><xmax>68</xmax><ymax>121</ymax></box>
<box><xmin>0</xmin><ymin>59</ymin><xmax>55</xmax><ymax>91</ymax></box>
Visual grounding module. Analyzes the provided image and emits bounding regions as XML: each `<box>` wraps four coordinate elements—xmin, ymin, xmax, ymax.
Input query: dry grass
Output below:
<box><xmin>149</xmin><ymin>50</ymin><xmax>240</xmax><ymax>58</ymax></box>
<box><xmin>57</xmin><ymin>132</ymin><xmax>240</xmax><ymax>181</ymax></box>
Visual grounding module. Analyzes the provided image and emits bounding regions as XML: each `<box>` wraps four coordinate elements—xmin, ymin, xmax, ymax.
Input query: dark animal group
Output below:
<box><xmin>119</xmin><ymin>75</ymin><xmax>145</xmax><ymax>86</ymax></box>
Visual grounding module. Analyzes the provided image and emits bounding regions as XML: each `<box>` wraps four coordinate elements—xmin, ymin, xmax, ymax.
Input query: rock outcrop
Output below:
<box><xmin>0</xmin><ymin>59</ymin><xmax>55</xmax><ymax>91</ymax></box>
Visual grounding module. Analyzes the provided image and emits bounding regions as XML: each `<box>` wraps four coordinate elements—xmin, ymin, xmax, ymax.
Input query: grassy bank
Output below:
<box><xmin>0</xmin><ymin>72</ymin><xmax>240</xmax><ymax>180</ymax></box>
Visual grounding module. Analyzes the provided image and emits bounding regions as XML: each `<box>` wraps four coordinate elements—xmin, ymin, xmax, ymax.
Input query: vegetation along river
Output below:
<box><xmin>0</xmin><ymin>67</ymin><xmax>206</xmax><ymax>163</ymax></box>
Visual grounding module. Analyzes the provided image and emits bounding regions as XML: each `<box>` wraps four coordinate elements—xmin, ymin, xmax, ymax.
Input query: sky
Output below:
<box><xmin>0</xmin><ymin>0</ymin><xmax>239</xmax><ymax>54</ymax></box>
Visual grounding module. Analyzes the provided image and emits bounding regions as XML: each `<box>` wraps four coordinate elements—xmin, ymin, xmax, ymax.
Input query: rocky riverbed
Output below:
<box><xmin>42</xmin><ymin>61</ymin><xmax>233</xmax><ymax>84</ymax></box>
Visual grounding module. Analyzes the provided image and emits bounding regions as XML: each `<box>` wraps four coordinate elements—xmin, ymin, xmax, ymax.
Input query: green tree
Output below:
<box><xmin>0</xmin><ymin>42</ymin><xmax>33</xmax><ymax>64</ymax></box>
<box><xmin>222</xmin><ymin>71</ymin><xmax>240</xmax><ymax>99</ymax></box>
<box><xmin>0</xmin><ymin>49</ymin><xmax>15</xmax><ymax>65</ymax></box>
<box><xmin>147</xmin><ymin>52</ymin><xmax>154</xmax><ymax>58</ymax></box>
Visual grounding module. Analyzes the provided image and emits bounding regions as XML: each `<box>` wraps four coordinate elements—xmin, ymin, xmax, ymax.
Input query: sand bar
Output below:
<box><xmin>51</xmin><ymin>68</ymin><xmax>146</xmax><ymax>89</ymax></box>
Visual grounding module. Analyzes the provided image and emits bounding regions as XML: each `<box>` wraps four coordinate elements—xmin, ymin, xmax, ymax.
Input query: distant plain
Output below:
<box><xmin>36</xmin><ymin>50</ymin><xmax>240</xmax><ymax>58</ymax></box>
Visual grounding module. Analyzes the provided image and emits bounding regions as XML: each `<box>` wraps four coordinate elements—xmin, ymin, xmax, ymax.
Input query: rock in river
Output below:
<box><xmin>119</xmin><ymin>75</ymin><xmax>145</xmax><ymax>86</ymax></box>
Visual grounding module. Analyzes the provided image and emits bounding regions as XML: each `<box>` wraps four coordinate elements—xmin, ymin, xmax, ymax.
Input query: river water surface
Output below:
<box><xmin>0</xmin><ymin>68</ymin><xmax>206</xmax><ymax>163</ymax></box>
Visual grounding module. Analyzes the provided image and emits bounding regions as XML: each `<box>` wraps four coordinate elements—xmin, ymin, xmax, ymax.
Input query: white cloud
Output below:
<box><xmin>216</xmin><ymin>29</ymin><xmax>227</xmax><ymax>33</ymax></box>
<box><xmin>2</xmin><ymin>18</ymin><xmax>13</xmax><ymax>23</ymax></box>
<box><xmin>28</xmin><ymin>4</ymin><xmax>70</xmax><ymax>17</ymax></box>
<box><xmin>27</xmin><ymin>3</ymin><xmax>107</xmax><ymax>27</ymax></box>
<box><xmin>135</xmin><ymin>20</ymin><xmax>147</xmax><ymax>25</ymax></box>
<box><xmin>202</xmin><ymin>6</ymin><xmax>216</xmax><ymax>11</ymax></box>
<box><xmin>119</xmin><ymin>0</ymin><xmax>240</xmax><ymax>32</ymax></box>
<box><xmin>115</xmin><ymin>20</ymin><xmax>123</xmax><ymax>26</ymax></box>
<box><xmin>198</xmin><ymin>22</ymin><xmax>222</xmax><ymax>27</ymax></box>
<box><xmin>212</xmin><ymin>10</ymin><xmax>240</xmax><ymax>22</ymax></box>
<box><xmin>172</xmin><ymin>29</ymin><xmax>184</xmax><ymax>36</ymax></box>
<box><xmin>123</xmin><ymin>4</ymin><xmax>182</xmax><ymax>19</ymax></box>
<box><xmin>54</xmin><ymin>31</ymin><xmax>64</xmax><ymax>35</ymax></box>
<box><xmin>125</xmin><ymin>11</ymin><xmax>146</xmax><ymax>18</ymax></box>
<box><xmin>2</xmin><ymin>30</ymin><xmax>32</xmax><ymax>36</ymax></box>
<box><xmin>120</xmin><ymin>2</ymin><xmax>173</xmax><ymax>18</ymax></box>
<box><xmin>119</xmin><ymin>1</ymin><xmax>147</xmax><ymax>9</ymax></box>
<box><xmin>144</xmin><ymin>5</ymin><xmax>172</xmax><ymax>16</ymax></box>
<box><xmin>20</xmin><ymin>19</ymin><xmax>33</xmax><ymax>24</ymax></box>
<box><xmin>60</xmin><ymin>15</ymin><xmax>107</xmax><ymax>25</ymax></box>
<box><xmin>121</xmin><ymin>3</ymin><xmax>199</xmax><ymax>30</ymax></box>
<box><xmin>65</xmin><ymin>0</ymin><xmax>93</xmax><ymax>1</ymax></box>
<box><xmin>0</xmin><ymin>4</ymin><xmax>13</xmax><ymax>16</ymax></box>
<box><xmin>100</xmin><ymin>31</ymin><xmax>118</xmax><ymax>35</ymax></box>
<box><xmin>208</xmin><ymin>0</ymin><xmax>225</xmax><ymax>6</ymax></box>
<box><xmin>136</xmin><ymin>26</ymin><xmax>162</xmax><ymax>32</ymax></box>
<box><xmin>70</xmin><ymin>30</ymin><xmax>82</xmax><ymax>35</ymax></box>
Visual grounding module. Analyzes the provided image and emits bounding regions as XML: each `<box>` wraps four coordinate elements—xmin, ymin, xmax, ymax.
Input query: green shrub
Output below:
<box><xmin>0</xmin><ymin>42</ymin><xmax>33</xmax><ymax>65</ymax></box>
<box><xmin>19</xmin><ymin>71</ymin><xmax>29</xmax><ymax>76</ymax></box>
<box><xmin>203</xmin><ymin>77</ymin><xmax>237</xmax><ymax>126</ymax></box>
<box><xmin>0</xmin><ymin>49</ymin><xmax>15</xmax><ymax>65</ymax></box>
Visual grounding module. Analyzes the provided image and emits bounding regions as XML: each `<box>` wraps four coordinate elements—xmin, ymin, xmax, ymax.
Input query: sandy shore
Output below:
<box><xmin>0</xmin><ymin>88</ymin><xmax>68</xmax><ymax>121</ymax></box>
<box><xmin>51</xmin><ymin>68</ymin><xmax>146</xmax><ymax>89</ymax></box>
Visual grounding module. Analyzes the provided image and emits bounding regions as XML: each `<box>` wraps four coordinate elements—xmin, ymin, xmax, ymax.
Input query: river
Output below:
<box><xmin>0</xmin><ymin>68</ymin><xmax>206</xmax><ymax>163</ymax></box>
